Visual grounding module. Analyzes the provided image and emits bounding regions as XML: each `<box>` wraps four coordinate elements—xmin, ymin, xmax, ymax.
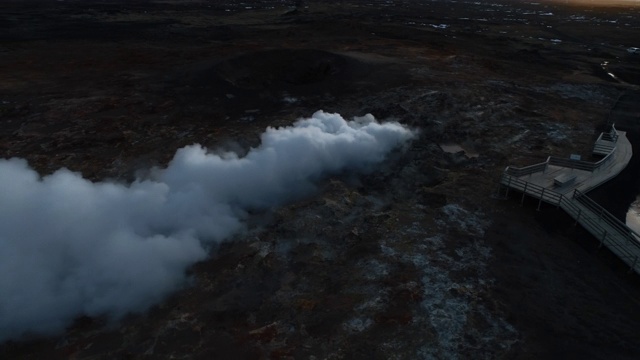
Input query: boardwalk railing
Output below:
<box><xmin>506</xmin><ymin>124</ymin><xmax>619</xmax><ymax>175</ymax></box>
<box><xmin>500</xmin><ymin>173</ymin><xmax>563</xmax><ymax>208</ymax></box>
<box><xmin>504</xmin><ymin>162</ymin><xmax>548</xmax><ymax>177</ymax></box>
<box><xmin>562</xmin><ymin>190</ymin><xmax>640</xmax><ymax>272</ymax></box>
<box><xmin>499</xmin><ymin>99</ymin><xmax>640</xmax><ymax>273</ymax></box>
<box><xmin>572</xmin><ymin>189</ymin><xmax>639</xmax><ymax>242</ymax></box>
<box><xmin>500</xmin><ymin>173</ymin><xmax>640</xmax><ymax>273</ymax></box>
<box><xmin>602</xmin><ymin>124</ymin><xmax>619</xmax><ymax>143</ymax></box>
<box><xmin>506</xmin><ymin>146</ymin><xmax>617</xmax><ymax>175</ymax></box>
<box><xmin>548</xmin><ymin>146</ymin><xmax>617</xmax><ymax>172</ymax></box>
<box><xmin>499</xmin><ymin>121</ymin><xmax>640</xmax><ymax>274</ymax></box>
<box><xmin>593</xmin><ymin>124</ymin><xmax>619</xmax><ymax>155</ymax></box>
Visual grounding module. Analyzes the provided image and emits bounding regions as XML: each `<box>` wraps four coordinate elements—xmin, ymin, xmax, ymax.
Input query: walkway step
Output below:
<box><xmin>593</xmin><ymin>143</ymin><xmax>615</xmax><ymax>156</ymax></box>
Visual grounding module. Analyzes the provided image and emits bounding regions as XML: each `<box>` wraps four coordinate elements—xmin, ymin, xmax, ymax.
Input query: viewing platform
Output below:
<box><xmin>499</xmin><ymin>125</ymin><xmax>640</xmax><ymax>275</ymax></box>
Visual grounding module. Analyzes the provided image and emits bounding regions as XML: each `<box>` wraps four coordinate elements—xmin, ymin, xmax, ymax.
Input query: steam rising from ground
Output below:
<box><xmin>0</xmin><ymin>111</ymin><xmax>414</xmax><ymax>342</ymax></box>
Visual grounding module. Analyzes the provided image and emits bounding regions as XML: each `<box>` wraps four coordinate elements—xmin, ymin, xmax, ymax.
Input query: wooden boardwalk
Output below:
<box><xmin>500</xmin><ymin>125</ymin><xmax>640</xmax><ymax>274</ymax></box>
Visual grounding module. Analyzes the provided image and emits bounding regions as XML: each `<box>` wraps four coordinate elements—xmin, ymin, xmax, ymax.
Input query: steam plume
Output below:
<box><xmin>0</xmin><ymin>111</ymin><xmax>414</xmax><ymax>342</ymax></box>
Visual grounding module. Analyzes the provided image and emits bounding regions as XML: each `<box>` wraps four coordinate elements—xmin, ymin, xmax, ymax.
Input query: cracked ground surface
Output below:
<box><xmin>2</xmin><ymin>0</ymin><xmax>640</xmax><ymax>358</ymax></box>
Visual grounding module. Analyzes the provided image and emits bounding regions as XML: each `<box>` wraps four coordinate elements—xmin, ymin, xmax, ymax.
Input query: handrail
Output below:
<box><xmin>573</xmin><ymin>190</ymin><xmax>629</xmax><ymax>237</ymax></box>
<box><xmin>500</xmin><ymin>173</ymin><xmax>563</xmax><ymax>205</ymax></box>
<box><xmin>568</xmin><ymin>203</ymin><xmax>640</xmax><ymax>264</ymax></box>
<box><xmin>505</xmin><ymin>161</ymin><xmax>547</xmax><ymax>177</ymax></box>
<box><xmin>596</xmin><ymin>132</ymin><xmax>603</xmax><ymax>142</ymax></box>
<box><xmin>596</xmin><ymin>124</ymin><xmax>619</xmax><ymax>143</ymax></box>
<box><xmin>548</xmin><ymin>156</ymin><xmax>597</xmax><ymax>171</ymax></box>
<box><xmin>548</xmin><ymin>146</ymin><xmax>617</xmax><ymax>172</ymax></box>
<box><xmin>605</xmin><ymin>124</ymin><xmax>619</xmax><ymax>143</ymax></box>
<box><xmin>500</xmin><ymin>123</ymin><xmax>640</xmax><ymax>273</ymax></box>
<box><xmin>572</xmin><ymin>189</ymin><xmax>640</xmax><ymax>249</ymax></box>
<box><xmin>507</xmin><ymin>125</ymin><xmax>619</xmax><ymax>175</ymax></box>
<box><xmin>502</xmin><ymin>174</ymin><xmax>640</xmax><ymax>272</ymax></box>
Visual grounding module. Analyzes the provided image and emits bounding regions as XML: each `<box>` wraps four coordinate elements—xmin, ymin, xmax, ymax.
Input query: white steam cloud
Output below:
<box><xmin>0</xmin><ymin>111</ymin><xmax>414</xmax><ymax>342</ymax></box>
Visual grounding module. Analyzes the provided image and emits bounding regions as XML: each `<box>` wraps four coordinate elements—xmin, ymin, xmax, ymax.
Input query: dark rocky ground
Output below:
<box><xmin>2</xmin><ymin>0</ymin><xmax>640</xmax><ymax>358</ymax></box>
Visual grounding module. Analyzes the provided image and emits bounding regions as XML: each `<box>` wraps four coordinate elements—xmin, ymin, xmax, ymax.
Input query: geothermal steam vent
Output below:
<box><xmin>0</xmin><ymin>111</ymin><xmax>414</xmax><ymax>342</ymax></box>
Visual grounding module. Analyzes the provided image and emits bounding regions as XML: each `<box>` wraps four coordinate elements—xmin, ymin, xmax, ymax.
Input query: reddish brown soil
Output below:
<box><xmin>2</xmin><ymin>0</ymin><xmax>640</xmax><ymax>359</ymax></box>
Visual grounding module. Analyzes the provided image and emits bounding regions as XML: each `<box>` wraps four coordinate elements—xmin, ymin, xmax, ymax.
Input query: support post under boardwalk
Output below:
<box><xmin>521</xmin><ymin>182</ymin><xmax>528</xmax><ymax>205</ymax></box>
<box><xmin>598</xmin><ymin>207</ymin><xmax>604</xmax><ymax>222</ymax></box>
<box><xmin>575</xmin><ymin>209</ymin><xmax>581</xmax><ymax>226</ymax></box>
<box><xmin>599</xmin><ymin>230</ymin><xmax>607</xmax><ymax>249</ymax></box>
<box><xmin>630</xmin><ymin>256</ymin><xmax>638</xmax><ymax>274</ymax></box>
<box><xmin>537</xmin><ymin>188</ymin><xmax>545</xmax><ymax>211</ymax></box>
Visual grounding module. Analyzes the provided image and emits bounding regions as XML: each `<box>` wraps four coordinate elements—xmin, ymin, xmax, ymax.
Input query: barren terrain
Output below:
<box><xmin>2</xmin><ymin>0</ymin><xmax>640</xmax><ymax>358</ymax></box>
